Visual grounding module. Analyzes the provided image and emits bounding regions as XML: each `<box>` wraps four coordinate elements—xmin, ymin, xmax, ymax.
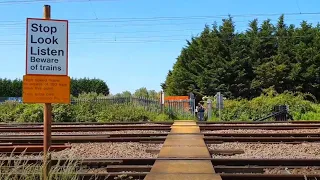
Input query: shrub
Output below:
<box><xmin>208</xmin><ymin>89</ymin><xmax>320</xmax><ymax>121</ymax></box>
<box><xmin>0</xmin><ymin>102</ymin><xmax>24</xmax><ymax>122</ymax></box>
<box><xmin>17</xmin><ymin>104</ymin><xmax>43</xmax><ymax>123</ymax></box>
<box><xmin>96</xmin><ymin>104</ymin><xmax>154</xmax><ymax>122</ymax></box>
<box><xmin>52</xmin><ymin>104</ymin><xmax>74</xmax><ymax>122</ymax></box>
<box><xmin>2</xmin><ymin>89</ymin><xmax>319</xmax><ymax>123</ymax></box>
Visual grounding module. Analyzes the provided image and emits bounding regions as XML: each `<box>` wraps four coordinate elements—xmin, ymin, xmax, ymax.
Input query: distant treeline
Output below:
<box><xmin>162</xmin><ymin>15</ymin><xmax>320</xmax><ymax>100</ymax></box>
<box><xmin>0</xmin><ymin>78</ymin><xmax>109</xmax><ymax>97</ymax></box>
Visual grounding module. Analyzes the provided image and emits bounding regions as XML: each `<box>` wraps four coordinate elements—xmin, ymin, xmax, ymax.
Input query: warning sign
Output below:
<box><xmin>26</xmin><ymin>18</ymin><xmax>68</xmax><ymax>76</ymax></box>
<box><xmin>22</xmin><ymin>75</ymin><xmax>70</xmax><ymax>104</ymax></box>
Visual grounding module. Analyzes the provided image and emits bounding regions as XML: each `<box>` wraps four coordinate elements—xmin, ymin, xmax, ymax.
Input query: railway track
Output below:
<box><xmin>1</xmin><ymin>134</ymin><xmax>320</xmax><ymax>144</ymax></box>
<box><xmin>2</xmin><ymin>121</ymin><xmax>320</xmax><ymax>179</ymax></box>
<box><xmin>0</xmin><ymin>126</ymin><xmax>172</xmax><ymax>132</ymax></box>
<box><xmin>1</xmin><ymin>158</ymin><xmax>320</xmax><ymax>179</ymax></box>
<box><xmin>1</xmin><ymin>120</ymin><xmax>320</xmax><ymax>127</ymax></box>
<box><xmin>3</xmin><ymin>132</ymin><xmax>320</xmax><ymax>137</ymax></box>
<box><xmin>1</xmin><ymin>173</ymin><xmax>318</xmax><ymax>180</ymax></box>
<box><xmin>2</xmin><ymin>158</ymin><xmax>320</xmax><ymax>166</ymax></box>
<box><xmin>1</xmin><ymin>122</ymin><xmax>320</xmax><ymax>132</ymax></box>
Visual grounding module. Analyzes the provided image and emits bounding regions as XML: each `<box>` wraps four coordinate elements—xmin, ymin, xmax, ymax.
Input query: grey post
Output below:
<box><xmin>189</xmin><ymin>92</ymin><xmax>195</xmax><ymax>116</ymax></box>
<box><xmin>216</xmin><ymin>92</ymin><xmax>224</xmax><ymax>121</ymax></box>
<box><xmin>207</xmin><ymin>99</ymin><xmax>212</xmax><ymax>121</ymax></box>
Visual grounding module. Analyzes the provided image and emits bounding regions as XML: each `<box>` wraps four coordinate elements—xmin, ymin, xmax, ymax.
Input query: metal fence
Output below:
<box><xmin>0</xmin><ymin>96</ymin><xmax>195</xmax><ymax>117</ymax></box>
<box><xmin>0</xmin><ymin>97</ymin><xmax>22</xmax><ymax>103</ymax></box>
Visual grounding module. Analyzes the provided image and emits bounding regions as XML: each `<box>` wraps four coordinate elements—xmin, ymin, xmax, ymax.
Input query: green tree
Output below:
<box><xmin>163</xmin><ymin>15</ymin><xmax>320</xmax><ymax>100</ymax></box>
<box><xmin>0</xmin><ymin>78</ymin><xmax>109</xmax><ymax>97</ymax></box>
<box><xmin>69</xmin><ymin>78</ymin><xmax>109</xmax><ymax>97</ymax></box>
<box><xmin>134</xmin><ymin>87</ymin><xmax>149</xmax><ymax>98</ymax></box>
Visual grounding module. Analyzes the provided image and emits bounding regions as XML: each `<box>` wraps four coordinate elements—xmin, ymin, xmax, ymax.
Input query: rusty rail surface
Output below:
<box><xmin>203</xmin><ymin>133</ymin><xmax>320</xmax><ymax>137</ymax></box>
<box><xmin>102</xmin><ymin>164</ymin><xmax>320</xmax><ymax>174</ymax></box>
<box><xmin>200</xmin><ymin>121</ymin><xmax>320</xmax><ymax>124</ymax></box>
<box><xmin>2</xmin><ymin>158</ymin><xmax>320</xmax><ymax>179</ymax></box>
<box><xmin>2</xmin><ymin>135</ymin><xmax>320</xmax><ymax>143</ymax></box>
<box><xmin>0</xmin><ymin>144</ymin><xmax>71</xmax><ymax>154</ymax></box>
<box><xmin>0</xmin><ymin>122</ymin><xmax>320</xmax><ymax>132</ymax></box>
<box><xmin>1</xmin><ymin>120</ymin><xmax>320</xmax><ymax>127</ymax></box>
<box><xmin>0</xmin><ymin>122</ymin><xmax>174</xmax><ymax>126</ymax></box>
<box><xmin>0</xmin><ymin>126</ymin><xmax>172</xmax><ymax>132</ymax></box>
<box><xmin>200</xmin><ymin>124</ymin><xmax>320</xmax><ymax>130</ymax></box>
<box><xmin>2</xmin><ymin>132</ymin><xmax>320</xmax><ymax>138</ymax></box>
<box><xmin>1</xmin><ymin>158</ymin><xmax>320</xmax><ymax>166</ymax></box>
<box><xmin>1</xmin><ymin>124</ymin><xmax>320</xmax><ymax>132</ymax></box>
<box><xmin>0</xmin><ymin>172</ymin><xmax>318</xmax><ymax>180</ymax></box>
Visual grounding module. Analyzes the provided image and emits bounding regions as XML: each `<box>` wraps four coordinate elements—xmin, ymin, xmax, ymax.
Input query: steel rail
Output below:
<box><xmin>1</xmin><ymin>172</ymin><xmax>318</xmax><ymax>180</ymax></box>
<box><xmin>201</xmin><ymin>126</ymin><xmax>320</xmax><ymax>130</ymax></box>
<box><xmin>1</xmin><ymin>158</ymin><xmax>320</xmax><ymax>166</ymax></box>
<box><xmin>3</xmin><ymin>132</ymin><xmax>320</xmax><ymax>138</ymax></box>
<box><xmin>2</xmin><ymin>135</ymin><xmax>320</xmax><ymax>143</ymax></box>
<box><xmin>0</xmin><ymin>126</ymin><xmax>172</xmax><ymax>132</ymax></box>
<box><xmin>0</xmin><ymin>122</ymin><xmax>174</xmax><ymax>126</ymax></box>
<box><xmin>1</xmin><ymin>120</ymin><xmax>320</xmax><ymax>126</ymax></box>
<box><xmin>1</xmin><ymin>125</ymin><xmax>320</xmax><ymax>133</ymax></box>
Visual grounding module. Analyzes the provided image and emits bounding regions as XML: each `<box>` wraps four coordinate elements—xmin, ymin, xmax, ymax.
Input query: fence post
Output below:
<box><xmin>160</xmin><ymin>91</ymin><xmax>164</xmax><ymax>113</ymax></box>
<box><xmin>207</xmin><ymin>99</ymin><xmax>212</xmax><ymax>121</ymax></box>
<box><xmin>189</xmin><ymin>93</ymin><xmax>195</xmax><ymax>116</ymax></box>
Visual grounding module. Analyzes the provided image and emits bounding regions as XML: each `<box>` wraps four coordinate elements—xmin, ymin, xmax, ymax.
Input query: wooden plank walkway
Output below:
<box><xmin>144</xmin><ymin>120</ymin><xmax>222</xmax><ymax>180</ymax></box>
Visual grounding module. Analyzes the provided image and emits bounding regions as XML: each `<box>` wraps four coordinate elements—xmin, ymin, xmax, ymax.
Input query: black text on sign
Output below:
<box><xmin>26</xmin><ymin>18</ymin><xmax>68</xmax><ymax>75</ymax></box>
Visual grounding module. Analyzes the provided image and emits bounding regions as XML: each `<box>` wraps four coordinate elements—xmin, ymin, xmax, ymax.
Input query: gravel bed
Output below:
<box><xmin>264</xmin><ymin>167</ymin><xmax>320</xmax><ymax>174</ymax></box>
<box><xmin>202</xmin><ymin>129</ymin><xmax>320</xmax><ymax>134</ymax></box>
<box><xmin>0</xmin><ymin>130</ymin><xmax>169</xmax><ymax>136</ymax></box>
<box><xmin>209</xmin><ymin>143</ymin><xmax>320</xmax><ymax>159</ymax></box>
<box><xmin>0</xmin><ymin>142</ymin><xmax>162</xmax><ymax>159</ymax></box>
<box><xmin>54</xmin><ymin>142</ymin><xmax>162</xmax><ymax>159</ymax></box>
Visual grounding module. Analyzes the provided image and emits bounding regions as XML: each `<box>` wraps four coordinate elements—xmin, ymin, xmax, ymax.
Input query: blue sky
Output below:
<box><xmin>1</xmin><ymin>0</ymin><xmax>320</xmax><ymax>94</ymax></box>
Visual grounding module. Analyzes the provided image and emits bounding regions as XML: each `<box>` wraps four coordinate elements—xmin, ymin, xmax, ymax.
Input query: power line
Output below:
<box><xmin>0</xmin><ymin>34</ymin><xmax>317</xmax><ymax>46</ymax></box>
<box><xmin>88</xmin><ymin>0</ymin><xmax>98</xmax><ymax>20</ymax></box>
<box><xmin>296</xmin><ymin>0</ymin><xmax>302</xmax><ymax>14</ymax></box>
<box><xmin>0</xmin><ymin>39</ymin><xmax>186</xmax><ymax>45</ymax></box>
<box><xmin>1</xmin><ymin>12</ymin><xmax>320</xmax><ymax>24</ymax></box>
<box><xmin>0</xmin><ymin>0</ymin><xmax>120</xmax><ymax>5</ymax></box>
<box><xmin>1</xmin><ymin>34</ymin><xmax>193</xmax><ymax>41</ymax></box>
<box><xmin>0</xmin><ymin>29</ymin><xmax>203</xmax><ymax>36</ymax></box>
<box><xmin>0</xmin><ymin>28</ymin><xmax>203</xmax><ymax>36</ymax></box>
<box><xmin>1</xmin><ymin>17</ymin><xmax>319</xmax><ymax>30</ymax></box>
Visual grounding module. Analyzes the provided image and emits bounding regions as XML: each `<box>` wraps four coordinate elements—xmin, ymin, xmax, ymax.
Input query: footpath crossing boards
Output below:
<box><xmin>23</xmin><ymin>18</ymin><xmax>70</xmax><ymax>104</ymax></box>
<box><xmin>145</xmin><ymin>120</ymin><xmax>222</xmax><ymax>180</ymax></box>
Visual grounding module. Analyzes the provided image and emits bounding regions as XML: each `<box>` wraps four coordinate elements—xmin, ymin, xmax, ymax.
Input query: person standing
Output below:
<box><xmin>197</xmin><ymin>103</ymin><xmax>205</xmax><ymax>121</ymax></box>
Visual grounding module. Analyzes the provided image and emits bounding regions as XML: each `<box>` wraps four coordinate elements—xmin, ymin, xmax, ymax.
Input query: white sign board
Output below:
<box><xmin>26</xmin><ymin>18</ymin><xmax>68</xmax><ymax>75</ymax></box>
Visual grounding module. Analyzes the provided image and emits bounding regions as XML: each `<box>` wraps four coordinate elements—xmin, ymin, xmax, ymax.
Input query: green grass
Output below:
<box><xmin>0</xmin><ymin>151</ymin><xmax>141</xmax><ymax>180</ymax></box>
<box><xmin>0</xmin><ymin>154</ymin><xmax>79</xmax><ymax>180</ymax></box>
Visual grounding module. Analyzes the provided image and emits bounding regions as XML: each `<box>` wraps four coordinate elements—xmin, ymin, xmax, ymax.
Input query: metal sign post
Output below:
<box><xmin>23</xmin><ymin>5</ymin><xmax>70</xmax><ymax>180</ymax></box>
